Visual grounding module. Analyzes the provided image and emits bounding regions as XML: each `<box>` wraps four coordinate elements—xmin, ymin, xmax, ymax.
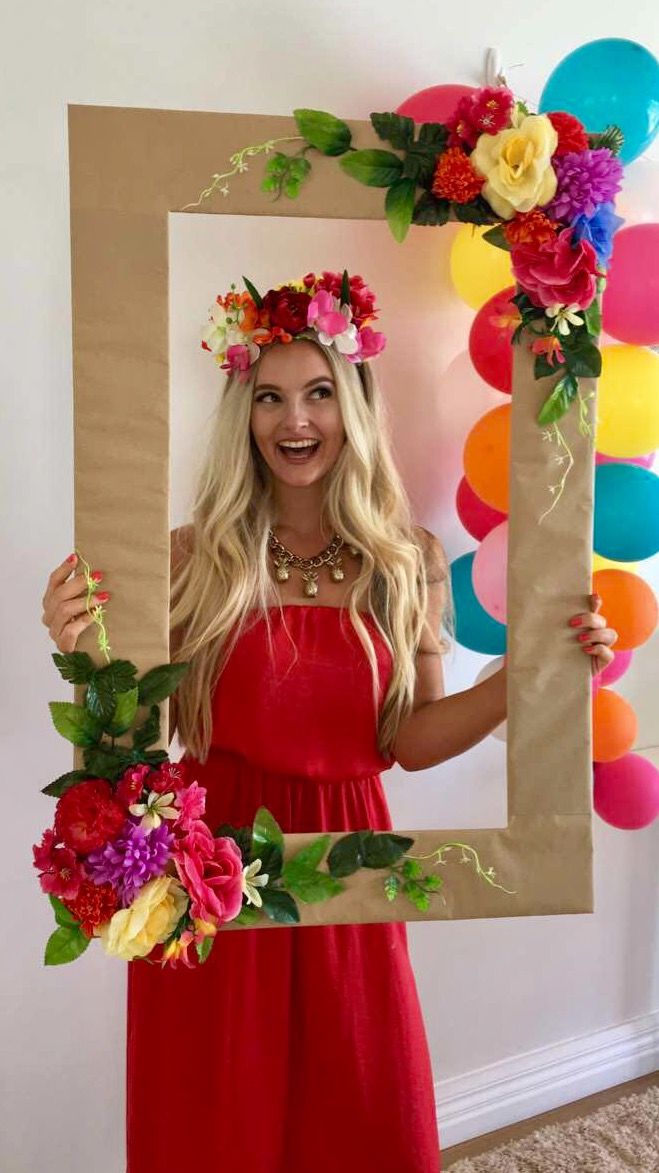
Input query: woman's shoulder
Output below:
<box><xmin>411</xmin><ymin>524</ymin><xmax>448</xmax><ymax>585</ymax></box>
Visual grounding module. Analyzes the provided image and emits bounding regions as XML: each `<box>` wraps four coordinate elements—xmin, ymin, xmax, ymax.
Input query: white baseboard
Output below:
<box><xmin>436</xmin><ymin>1011</ymin><xmax>659</xmax><ymax>1149</ymax></box>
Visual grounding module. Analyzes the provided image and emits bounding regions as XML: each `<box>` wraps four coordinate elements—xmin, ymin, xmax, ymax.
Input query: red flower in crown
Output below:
<box><xmin>312</xmin><ymin>271</ymin><xmax>379</xmax><ymax>327</ymax></box>
<box><xmin>260</xmin><ymin>287</ymin><xmax>312</xmax><ymax>335</ymax></box>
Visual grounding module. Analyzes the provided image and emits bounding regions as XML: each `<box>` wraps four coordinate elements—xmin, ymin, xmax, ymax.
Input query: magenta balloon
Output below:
<box><xmin>456</xmin><ymin>476</ymin><xmax>507</xmax><ymax>541</ymax></box>
<box><xmin>596</xmin><ymin>451</ymin><xmax>656</xmax><ymax>469</ymax></box>
<box><xmin>472</xmin><ymin>521</ymin><xmax>508</xmax><ymax>622</ymax></box>
<box><xmin>593</xmin><ymin>754</ymin><xmax>659</xmax><ymax>829</ymax></box>
<box><xmin>396</xmin><ymin>84</ymin><xmax>476</xmax><ymax>124</ymax></box>
<box><xmin>602</xmin><ymin>224</ymin><xmax>659</xmax><ymax>345</ymax></box>
<box><xmin>591</xmin><ymin>648</ymin><xmax>633</xmax><ymax>691</ymax></box>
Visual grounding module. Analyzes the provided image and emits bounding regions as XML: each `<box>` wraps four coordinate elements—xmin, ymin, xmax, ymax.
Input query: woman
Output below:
<box><xmin>41</xmin><ymin>271</ymin><xmax>618</xmax><ymax>1173</ymax></box>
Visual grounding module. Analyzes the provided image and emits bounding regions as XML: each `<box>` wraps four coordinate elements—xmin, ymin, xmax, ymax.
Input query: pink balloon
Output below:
<box><xmin>468</xmin><ymin>286</ymin><xmax>516</xmax><ymax>394</ymax></box>
<box><xmin>472</xmin><ymin>521</ymin><xmax>508</xmax><ymax>622</ymax></box>
<box><xmin>396</xmin><ymin>84</ymin><xmax>476</xmax><ymax>124</ymax></box>
<box><xmin>456</xmin><ymin>476</ymin><xmax>507</xmax><ymax>541</ymax></box>
<box><xmin>596</xmin><ymin>451</ymin><xmax>656</xmax><ymax>469</ymax></box>
<box><xmin>593</xmin><ymin>754</ymin><xmax>659</xmax><ymax>829</ymax></box>
<box><xmin>602</xmin><ymin>224</ymin><xmax>659</xmax><ymax>345</ymax></box>
<box><xmin>591</xmin><ymin>648</ymin><xmax>633</xmax><ymax>691</ymax></box>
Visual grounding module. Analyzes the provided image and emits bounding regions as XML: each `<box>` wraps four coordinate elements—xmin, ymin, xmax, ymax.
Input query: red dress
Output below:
<box><xmin>127</xmin><ymin>605</ymin><xmax>442</xmax><ymax>1172</ymax></box>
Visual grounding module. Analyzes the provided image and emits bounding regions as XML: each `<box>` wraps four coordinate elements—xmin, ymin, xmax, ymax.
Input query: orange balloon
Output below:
<box><xmin>591</xmin><ymin>569</ymin><xmax>658</xmax><ymax>650</ymax></box>
<box><xmin>463</xmin><ymin>404</ymin><xmax>511</xmax><ymax>513</ymax></box>
<box><xmin>592</xmin><ymin>688</ymin><xmax>638</xmax><ymax>763</ymax></box>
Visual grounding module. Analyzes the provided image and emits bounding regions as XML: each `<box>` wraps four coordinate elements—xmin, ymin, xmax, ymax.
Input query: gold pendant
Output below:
<box><xmin>303</xmin><ymin>573</ymin><xmax>319</xmax><ymax>597</ymax></box>
<box><xmin>330</xmin><ymin>563</ymin><xmax>345</xmax><ymax>582</ymax></box>
<box><xmin>275</xmin><ymin>564</ymin><xmax>290</xmax><ymax>582</ymax></box>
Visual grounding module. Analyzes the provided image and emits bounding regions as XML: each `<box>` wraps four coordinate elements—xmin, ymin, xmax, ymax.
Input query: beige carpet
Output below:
<box><xmin>445</xmin><ymin>1084</ymin><xmax>659</xmax><ymax>1172</ymax></box>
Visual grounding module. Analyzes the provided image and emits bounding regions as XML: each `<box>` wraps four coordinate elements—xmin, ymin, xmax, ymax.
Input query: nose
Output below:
<box><xmin>281</xmin><ymin>400</ymin><xmax>310</xmax><ymax>430</ymax></box>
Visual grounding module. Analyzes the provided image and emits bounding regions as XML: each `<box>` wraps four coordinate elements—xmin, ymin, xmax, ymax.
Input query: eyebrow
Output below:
<box><xmin>253</xmin><ymin>376</ymin><xmax>335</xmax><ymax>392</ymax></box>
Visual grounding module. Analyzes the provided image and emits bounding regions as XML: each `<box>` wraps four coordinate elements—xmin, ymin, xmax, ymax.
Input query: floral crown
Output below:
<box><xmin>201</xmin><ymin>268</ymin><xmax>386</xmax><ymax>378</ymax></box>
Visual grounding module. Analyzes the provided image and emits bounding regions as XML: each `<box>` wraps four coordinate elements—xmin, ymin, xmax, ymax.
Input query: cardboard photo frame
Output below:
<box><xmin>68</xmin><ymin>104</ymin><xmax>595</xmax><ymax>928</ymax></box>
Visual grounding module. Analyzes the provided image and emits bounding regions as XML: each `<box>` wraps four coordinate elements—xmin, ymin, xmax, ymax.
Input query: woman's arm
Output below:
<box><xmin>392</xmin><ymin>527</ymin><xmax>507</xmax><ymax>772</ymax></box>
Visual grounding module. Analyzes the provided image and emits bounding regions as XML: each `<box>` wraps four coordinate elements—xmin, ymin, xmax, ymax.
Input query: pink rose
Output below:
<box><xmin>511</xmin><ymin>227</ymin><xmax>601</xmax><ymax>310</ymax></box>
<box><xmin>172</xmin><ymin>832</ymin><xmax>244</xmax><ymax>925</ymax></box>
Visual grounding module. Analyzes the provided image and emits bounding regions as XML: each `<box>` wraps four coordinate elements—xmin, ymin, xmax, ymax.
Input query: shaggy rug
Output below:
<box><xmin>445</xmin><ymin>1083</ymin><xmax>659</xmax><ymax>1172</ymax></box>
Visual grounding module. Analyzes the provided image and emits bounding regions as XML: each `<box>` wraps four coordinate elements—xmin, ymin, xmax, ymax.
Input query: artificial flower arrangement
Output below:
<box><xmin>34</xmin><ymin>555</ymin><xmax>514</xmax><ymax>968</ymax></box>
<box><xmin>185</xmin><ymin>87</ymin><xmax>626</xmax><ymax>515</ymax></box>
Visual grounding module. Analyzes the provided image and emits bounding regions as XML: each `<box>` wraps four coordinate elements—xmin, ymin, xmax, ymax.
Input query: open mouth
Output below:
<box><xmin>276</xmin><ymin>440</ymin><xmax>321</xmax><ymax>463</ymax></box>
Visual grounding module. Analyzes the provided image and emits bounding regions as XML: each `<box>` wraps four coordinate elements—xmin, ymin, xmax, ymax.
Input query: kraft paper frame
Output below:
<box><xmin>68</xmin><ymin>104</ymin><xmax>595</xmax><ymax>930</ymax></box>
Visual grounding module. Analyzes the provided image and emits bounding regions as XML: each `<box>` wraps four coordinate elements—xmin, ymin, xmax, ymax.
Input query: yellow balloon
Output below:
<box><xmin>596</xmin><ymin>345</ymin><xmax>659</xmax><ymax>457</ymax></box>
<box><xmin>449</xmin><ymin>224</ymin><xmax>514</xmax><ymax>310</ymax></box>
<box><xmin>592</xmin><ymin>553</ymin><xmax>638</xmax><ymax>574</ymax></box>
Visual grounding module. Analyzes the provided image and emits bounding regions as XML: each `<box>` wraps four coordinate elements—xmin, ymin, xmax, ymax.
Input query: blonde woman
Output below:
<box><xmin>42</xmin><ymin>272</ymin><xmax>617</xmax><ymax>1173</ymax></box>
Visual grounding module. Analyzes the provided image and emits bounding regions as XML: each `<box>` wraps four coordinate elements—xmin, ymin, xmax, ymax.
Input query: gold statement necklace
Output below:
<box><xmin>268</xmin><ymin>528</ymin><xmax>361</xmax><ymax>598</ymax></box>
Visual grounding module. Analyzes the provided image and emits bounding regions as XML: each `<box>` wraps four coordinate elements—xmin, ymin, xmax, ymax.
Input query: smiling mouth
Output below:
<box><xmin>276</xmin><ymin>440</ymin><xmax>321</xmax><ymax>463</ymax></box>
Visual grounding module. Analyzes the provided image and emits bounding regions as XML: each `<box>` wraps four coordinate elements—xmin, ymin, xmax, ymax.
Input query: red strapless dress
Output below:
<box><xmin>126</xmin><ymin>605</ymin><xmax>442</xmax><ymax>1172</ymax></box>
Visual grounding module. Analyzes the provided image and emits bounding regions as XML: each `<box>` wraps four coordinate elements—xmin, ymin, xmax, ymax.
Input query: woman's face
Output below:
<box><xmin>250</xmin><ymin>340</ymin><xmax>345</xmax><ymax>487</ymax></box>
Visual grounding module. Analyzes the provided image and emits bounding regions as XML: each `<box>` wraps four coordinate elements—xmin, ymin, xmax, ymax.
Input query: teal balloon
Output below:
<box><xmin>539</xmin><ymin>39</ymin><xmax>659</xmax><ymax>163</ymax></box>
<box><xmin>594</xmin><ymin>463</ymin><xmax>659</xmax><ymax>561</ymax></box>
<box><xmin>450</xmin><ymin>552</ymin><xmax>507</xmax><ymax>655</ymax></box>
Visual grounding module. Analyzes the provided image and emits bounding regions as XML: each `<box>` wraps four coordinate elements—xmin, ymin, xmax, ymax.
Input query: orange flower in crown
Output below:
<box><xmin>201</xmin><ymin>269</ymin><xmax>386</xmax><ymax>379</ymax></box>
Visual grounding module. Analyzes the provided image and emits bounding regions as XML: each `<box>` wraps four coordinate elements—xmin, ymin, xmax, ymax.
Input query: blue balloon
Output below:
<box><xmin>594</xmin><ymin>463</ymin><xmax>659</xmax><ymax>561</ymax></box>
<box><xmin>450</xmin><ymin>552</ymin><xmax>507</xmax><ymax>655</ymax></box>
<box><xmin>539</xmin><ymin>39</ymin><xmax>659</xmax><ymax>164</ymax></box>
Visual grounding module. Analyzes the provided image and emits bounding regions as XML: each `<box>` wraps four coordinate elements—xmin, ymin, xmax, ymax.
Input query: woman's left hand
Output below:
<box><xmin>569</xmin><ymin>592</ymin><xmax>619</xmax><ymax>677</ymax></box>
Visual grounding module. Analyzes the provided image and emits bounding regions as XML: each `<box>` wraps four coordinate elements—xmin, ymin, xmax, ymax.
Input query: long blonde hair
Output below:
<box><xmin>171</xmin><ymin>331</ymin><xmax>453</xmax><ymax>762</ymax></box>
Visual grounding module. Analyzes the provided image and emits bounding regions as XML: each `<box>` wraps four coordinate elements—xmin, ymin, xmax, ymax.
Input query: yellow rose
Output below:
<box><xmin>97</xmin><ymin>876</ymin><xmax>189</xmax><ymax>962</ymax></box>
<box><xmin>470</xmin><ymin>114</ymin><xmax>558</xmax><ymax>220</ymax></box>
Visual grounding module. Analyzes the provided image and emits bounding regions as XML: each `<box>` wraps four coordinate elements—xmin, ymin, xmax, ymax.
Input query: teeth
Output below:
<box><xmin>279</xmin><ymin>440</ymin><xmax>319</xmax><ymax>450</ymax></box>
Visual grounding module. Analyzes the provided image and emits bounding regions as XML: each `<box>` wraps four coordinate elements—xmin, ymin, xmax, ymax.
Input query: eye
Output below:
<box><xmin>311</xmin><ymin>385</ymin><xmax>333</xmax><ymax>399</ymax></box>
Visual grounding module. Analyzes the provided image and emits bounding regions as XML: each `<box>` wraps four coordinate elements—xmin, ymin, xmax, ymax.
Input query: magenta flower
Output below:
<box><xmin>172</xmin><ymin>833</ymin><xmax>244</xmax><ymax>926</ymax></box>
<box><xmin>32</xmin><ymin>827</ymin><xmax>84</xmax><ymax>901</ymax></box>
<box><xmin>173</xmin><ymin>781</ymin><xmax>208</xmax><ymax>831</ymax></box>
<box><xmin>546</xmin><ymin>149</ymin><xmax>624</xmax><ymax>223</ymax></box>
<box><xmin>511</xmin><ymin>227</ymin><xmax>601</xmax><ymax>310</ymax></box>
<box><xmin>346</xmin><ymin>326</ymin><xmax>387</xmax><ymax>363</ymax></box>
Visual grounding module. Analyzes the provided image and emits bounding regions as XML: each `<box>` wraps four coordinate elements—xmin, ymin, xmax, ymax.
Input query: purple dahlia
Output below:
<box><xmin>85</xmin><ymin>819</ymin><xmax>174</xmax><ymax>907</ymax></box>
<box><xmin>546</xmin><ymin>149</ymin><xmax>624</xmax><ymax>223</ymax></box>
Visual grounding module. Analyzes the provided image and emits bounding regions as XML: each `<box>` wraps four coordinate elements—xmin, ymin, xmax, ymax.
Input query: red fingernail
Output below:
<box><xmin>577</xmin><ymin>633</ymin><xmax>590</xmax><ymax>642</ymax></box>
<box><xmin>91</xmin><ymin>570</ymin><xmax>104</xmax><ymax>582</ymax></box>
<box><xmin>95</xmin><ymin>591</ymin><xmax>110</xmax><ymax>602</ymax></box>
<box><xmin>569</xmin><ymin>616</ymin><xmax>582</xmax><ymax>627</ymax></box>
<box><xmin>66</xmin><ymin>553</ymin><xmax>77</xmax><ymax>564</ymax></box>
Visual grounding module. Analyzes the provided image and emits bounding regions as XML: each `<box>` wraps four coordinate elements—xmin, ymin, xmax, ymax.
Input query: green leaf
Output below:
<box><xmin>417</xmin><ymin>122</ymin><xmax>449</xmax><ymax>149</ymax></box>
<box><xmin>537</xmin><ymin>372</ymin><xmax>579</xmax><ymax>426</ymax></box>
<box><xmin>137</xmin><ymin>663</ymin><xmax>189</xmax><ymax>706</ymax></box>
<box><xmin>583</xmin><ymin>298</ymin><xmax>602</xmax><ymax>336</ymax></box>
<box><xmin>48</xmin><ymin>894</ymin><xmax>79</xmax><ymax>927</ymax></box>
<box><xmin>339</xmin><ymin>148</ymin><xmax>403</xmax><ymax>187</ymax></box>
<box><xmin>195</xmin><ymin>935</ymin><xmax>215</xmax><ymax>963</ymax></box>
<box><xmin>412</xmin><ymin>192</ymin><xmax>451</xmax><ymax>227</ymax></box>
<box><xmin>283</xmin><ymin>871</ymin><xmax>344</xmax><ymax>903</ymax></box>
<box><xmin>453</xmin><ymin>199</ymin><xmax>496</xmax><ymax>225</ymax></box>
<box><xmin>403</xmin><ymin>881</ymin><xmax>430</xmax><ymax>912</ymax></box>
<box><xmin>588</xmin><ymin>125</ymin><xmax>624</xmax><ymax>156</ymax></box>
<box><xmin>402</xmin><ymin>858</ymin><xmax>424</xmax><ymax>880</ymax></box>
<box><xmin>370</xmin><ymin>111</ymin><xmax>415</xmax><ymax>151</ymax></box>
<box><xmin>400</xmin><ymin>143</ymin><xmax>440</xmax><ymax>186</ymax></box>
<box><xmin>242</xmin><ymin>275</ymin><xmax>264</xmax><ymax>306</ymax></box>
<box><xmin>384</xmin><ymin>874</ymin><xmax>401</xmax><ymax>901</ymax></box>
<box><xmin>251</xmin><ymin>806</ymin><xmax>285</xmax><ymax>858</ymax></box>
<box><xmin>327</xmin><ymin>831</ymin><xmax>367</xmax><ymax>878</ymax></box>
<box><xmin>385</xmin><ymin>177</ymin><xmax>417</xmax><ymax>243</ymax></box>
<box><xmin>233</xmin><ymin>904</ymin><xmax>262</xmax><ymax>925</ymax></box>
<box><xmin>534</xmin><ymin>353</ymin><xmax>564</xmax><ymax>380</ymax></box>
<box><xmin>83</xmin><ymin>744</ymin><xmax>133</xmax><ymax>782</ymax></box>
<box><xmin>293</xmin><ymin>108</ymin><xmax>352</xmax><ymax>156</ymax></box>
<box><xmin>132</xmin><ymin>704</ymin><xmax>161</xmax><ymax>751</ymax></box>
<box><xmin>51</xmin><ymin>651</ymin><xmax>96</xmax><ymax>684</ymax></box>
<box><xmin>41</xmin><ymin>768</ymin><xmax>91</xmax><ymax>798</ymax></box>
<box><xmin>48</xmin><ymin>701</ymin><xmax>103</xmax><ymax>747</ymax></box>
<box><xmin>424</xmin><ymin>874</ymin><xmax>443</xmax><ymax>891</ymax></box>
<box><xmin>259</xmin><ymin>888</ymin><xmax>300</xmax><ymax>925</ymax></box>
<box><xmin>362</xmin><ymin>832</ymin><xmax>414</xmax><ymax>869</ymax></box>
<box><xmin>141</xmin><ymin>749</ymin><xmax>169</xmax><ymax>768</ymax></box>
<box><xmin>44</xmin><ymin>924</ymin><xmax>91</xmax><ymax>966</ymax></box>
<box><xmin>482</xmin><ymin>224</ymin><xmax>512</xmax><ymax>252</ymax></box>
<box><xmin>215</xmin><ymin>823</ymin><xmax>252</xmax><ymax>864</ymax></box>
<box><xmin>563</xmin><ymin>338</ymin><xmax>602</xmax><ymax>379</ymax></box>
<box><xmin>107</xmin><ymin>686</ymin><xmax>139</xmax><ymax>737</ymax></box>
<box><xmin>253</xmin><ymin>841</ymin><xmax>283</xmax><ymax>882</ymax></box>
<box><xmin>283</xmin><ymin>834</ymin><xmax>331</xmax><ymax>875</ymax></box>
<box><xmin>340</xmin><ymin>269</ymin><xmax>351</xmax><ymax>306</ymax></box>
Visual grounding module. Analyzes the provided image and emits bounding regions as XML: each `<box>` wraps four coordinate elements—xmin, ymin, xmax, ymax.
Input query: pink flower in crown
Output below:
<box><xmin>313</xmin><ymin>271</ymin><xmax>378</xmax><ymax>327</ymax></box>
<box><xmin>307</xmin><ymin>290</ymin><xmax>360</xmax><ymax>356</ymax></box>
<box><xmin>220</xmin><ymin>343</ymin><xmax>254</xmax><ymax>374</ymax></box>
<box><xmin>345</xmin><ymin>326</ymin><xmax>387</xmax><ymax>364</ymax></box>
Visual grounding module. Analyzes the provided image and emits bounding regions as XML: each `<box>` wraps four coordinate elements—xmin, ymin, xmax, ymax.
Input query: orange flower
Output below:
<box><xmin>432</xmin><ymin>147</ymin><xmax>484</xmax><ymax>204</ymax></box>
<box><xmin>530</xmin><ymin>334</ymin><xmax>565</xmax><ymax>367</ymax></box>
<box><xmin>504</xmin><ymin>209</ymin><xmax>558</xmax><ymax>249</ymax></box>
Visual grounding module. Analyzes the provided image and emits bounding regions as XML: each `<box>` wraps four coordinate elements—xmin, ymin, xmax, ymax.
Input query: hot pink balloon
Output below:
<box><xmin>591</xmin><ymin>648</ymin><xmax>633</xmax><ymax>691</ymax></box>
<box><xmin>602</xmin><ymin>224</ymin><xmax>659</xmax><ymax>345</ymax></box>
<box><xmin>468</xmin><ymin>285</ymin><xmax>517</xmax><ymax>394</ymax></box>
<box><xmin>396</xmin><ymin>84</ymin><xmax>476</xmax><ymax>124</ymax></box>
<box><xmin>472</xmin><ymin>520</ymin><xmax>508</xmax><ymax>622</ymax></box>
<box><xmin>593</xmin><ymin>754</ymin><xmax>659</xmax><ymax>829</ymax></box>
<box><xmin>456</xmin><ymin>476</ymin><xmax>507</xmax><ymax>541</ymax></box>
<box><xmin>596</xmin><ymin>451</ymin><xmax>656</xmax><ymax>469</ymax></box>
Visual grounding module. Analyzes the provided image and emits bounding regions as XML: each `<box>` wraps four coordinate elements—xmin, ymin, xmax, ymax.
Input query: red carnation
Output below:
<box><xmin>432</xmin><ymin>147</ymin><xmax>484</xmax><ymax>203</ymax></box>
<box><xmin>261</xmin><ymin>288</ymin><xmax>312</xmax><ymax>334</ymax></box>
<box><xmin>62</xmin><ymin>880</ymin><xmax>119</xmax><ymax>937</ymax></box>
<box><xmin>504</xmin><ymin>209</ymin><xmax>559</xmax><ymax>249</ymax></box>
<box><xmin>54</xmin><ymin>779</ymin><xmax>126</xmax><ymax>854</ymax></box>
<box><xmin>546</xmin><ymin>111</ymin><xmax>589</xmax><ymax>157</ymax></box>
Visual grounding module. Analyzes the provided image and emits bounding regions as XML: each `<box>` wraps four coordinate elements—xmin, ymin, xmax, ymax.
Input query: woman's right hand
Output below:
<box><xmin>41</xmin><ymin>553</ymin><xmax>111</xmax><ymax>653</ymax></box>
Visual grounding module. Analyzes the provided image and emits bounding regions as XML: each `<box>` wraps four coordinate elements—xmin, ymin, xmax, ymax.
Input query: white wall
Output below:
<box><xmin>2</xmin><ymin>2</ymin><xmax>658</xmax><ymax>1169</ymax></box>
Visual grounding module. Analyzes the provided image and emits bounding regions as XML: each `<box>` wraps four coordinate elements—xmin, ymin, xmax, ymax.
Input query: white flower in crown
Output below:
<box><xmin>201</xmin><ymin>295</ymin><xmax>261</xmax><ymax>366</ymax></box>
<box><xmin>307</xmin><ymin>289</ymin><xmax>360</xmax><ymax>356</ymax></box>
